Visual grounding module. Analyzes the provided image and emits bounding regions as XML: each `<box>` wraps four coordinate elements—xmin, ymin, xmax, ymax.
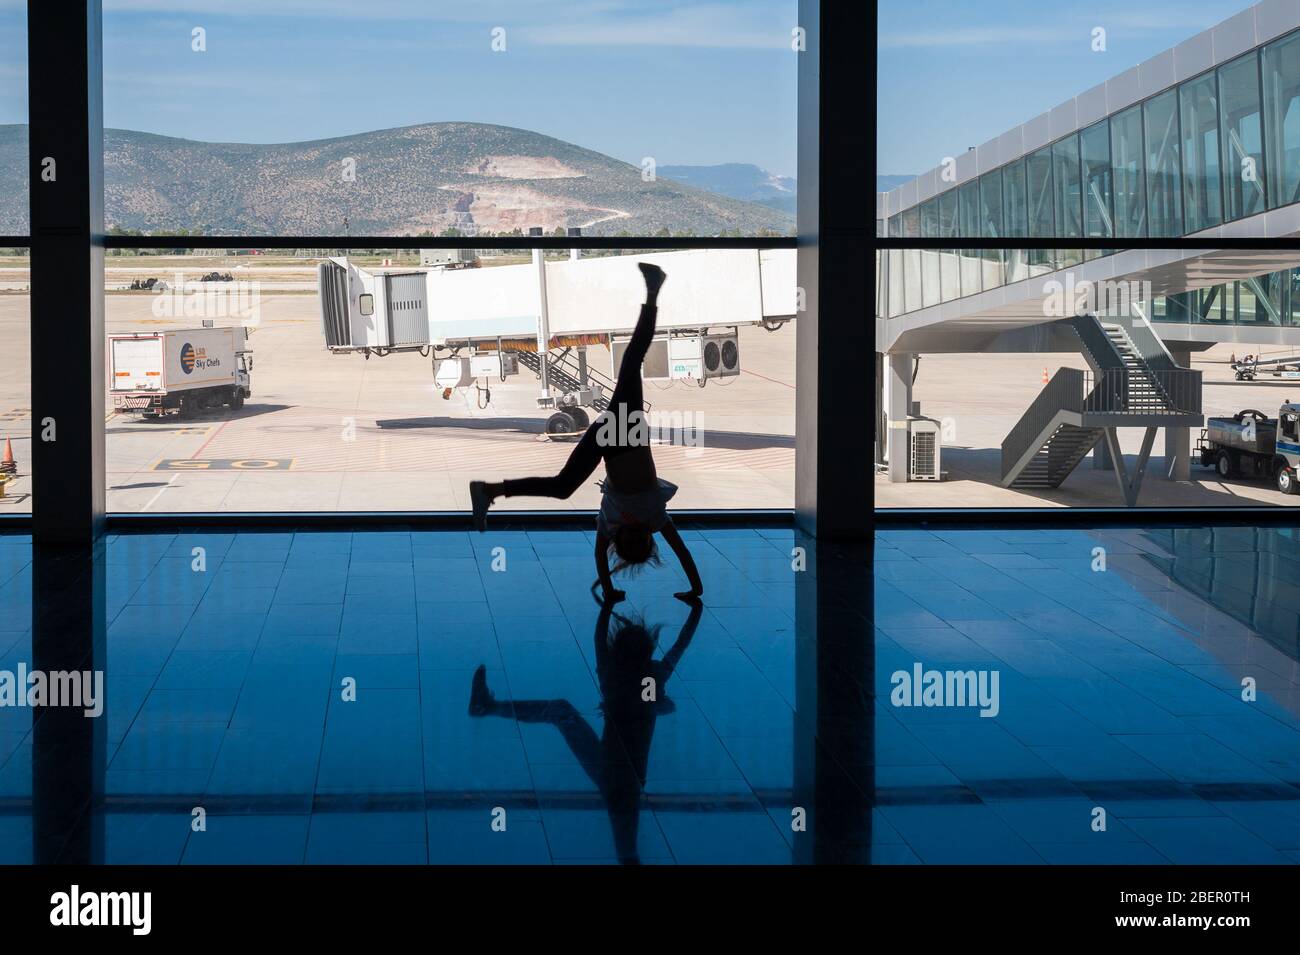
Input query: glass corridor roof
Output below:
<box><xmin>881</xmin><ymin>17</ymin><xmax>1300</xmax><ymax>244</ymax></box>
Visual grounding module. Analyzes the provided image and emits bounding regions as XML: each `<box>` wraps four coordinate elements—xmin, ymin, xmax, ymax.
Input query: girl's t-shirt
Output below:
<box><xmin>596</xmin><ymin>478</ymin><xmax>679</xmax><ymax>536</ymax></box>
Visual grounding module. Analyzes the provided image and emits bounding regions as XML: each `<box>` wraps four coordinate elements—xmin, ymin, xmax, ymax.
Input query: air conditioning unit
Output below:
<box><xmin>701</xmin><ymin>329</ymin><xmax>740</xmax><ymax>380</ymax></box>
<box><xmin>907</xmin><ymin>416</ymin><xmax>942</xmax><ymax>481</ymax></box>
<box><xmin>668</xmin><ymin>337</ymin><xmax>703</xmax><ymax>381</ymax></box>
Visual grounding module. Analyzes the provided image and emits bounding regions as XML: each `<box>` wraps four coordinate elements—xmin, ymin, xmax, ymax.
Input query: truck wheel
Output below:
<box><xmin>1278</xmin><ymin>466</ymin><xmax>1298</xmax><ymax>495</ymax></box>
<box><xmin>1216</xmin><ymin>450</ymin><xmax>1236</xmax><ymax>478</ymax></box>
<box><xmin>567</xmin><ymin>407</ymin><xmax>590</xmax><ymax>431</ymax></box>
<box><xmin>231</xmin><ymin>395</ymin><xmax>245</xmax><ymax>411</ymax></box>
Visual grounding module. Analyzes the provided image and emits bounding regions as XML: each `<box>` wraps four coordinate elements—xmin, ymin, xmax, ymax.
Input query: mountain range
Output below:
<box><xmin>659</xmin><ymin>163</ymin><xmax>796</xmax><ymax>215</ymax></box>
<box><xmin>0</xmin><ymin>123</ymin><xmax>793</xmax><ymax>237</ymax></box>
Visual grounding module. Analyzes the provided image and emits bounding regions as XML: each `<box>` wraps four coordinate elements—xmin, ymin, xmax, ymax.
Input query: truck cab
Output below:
<box><xmin>1198</xmin><ymin>402</ymin><xmax>1300</xmax><ymax>494</ymax></box>
<box><xmin>1277</xmin><ymin>403</ymin><xmax>1300</xmax><ymax>494</ymax></box>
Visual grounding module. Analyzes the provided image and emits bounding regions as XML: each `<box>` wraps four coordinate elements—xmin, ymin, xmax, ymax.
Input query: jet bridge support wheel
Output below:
<box><xmin>546</xmin><ymin>411</ymin><xmax>580</xmax><ymax>441</ymax></box>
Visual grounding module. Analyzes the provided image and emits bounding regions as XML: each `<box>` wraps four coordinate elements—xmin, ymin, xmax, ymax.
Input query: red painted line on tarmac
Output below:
<box><xmin>191</xmin><ymin>419</ymin><xmax>232</xmax><ymax>459</ymax></box>
<box><xmin>742</xmin><ymin>369</ymin><xmax>796</xmax><ymax>389</ymax></box>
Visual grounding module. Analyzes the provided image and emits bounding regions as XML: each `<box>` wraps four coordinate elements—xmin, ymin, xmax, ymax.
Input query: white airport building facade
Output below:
<box><xmin>875</xmin><ymin>0</ymin><xmax>1300</xmax><ymax>497</ymax></box>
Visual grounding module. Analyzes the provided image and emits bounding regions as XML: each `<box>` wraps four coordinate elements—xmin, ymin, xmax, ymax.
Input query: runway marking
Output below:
<box><xmin>153</xmin><ymin>458</ymin><xmax>295</xmax><ymax>471</ymax></box>
<box><xmin>140</xmin><ymin>473</ymin><xmax>179</xmax><ymax>511</ymax></box>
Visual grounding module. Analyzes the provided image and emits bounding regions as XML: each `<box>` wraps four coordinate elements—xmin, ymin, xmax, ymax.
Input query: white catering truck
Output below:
<box><xmin>1196</xmin><ymin>403</ymin><xmax>1300</xmax><ymax>494</ymax></box>
<box><xmin>109</xmin><ymin>327</ymin><xmax>252</xmax><ymax>418</ymax></box>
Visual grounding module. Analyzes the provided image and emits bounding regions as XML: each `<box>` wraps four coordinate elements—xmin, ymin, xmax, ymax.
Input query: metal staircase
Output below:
<box><xmin>1101</xmin><ymin>322</ymin><xmax>1175</xmax><ymax>413</ymax></box>
<box><xmin>1000</xmin><ymin>312</ymin><xmax>1203</xmax><ymax>501</ymax></box>
<box><xmin>514</xmin><ymin>346</ymin><xmax>651</xmax><ymax>414</ymax></box>
<box><xmin>1008</xmin><ymin>421</ymin><xmax>1105</xmax><ymax>489</ymax></box>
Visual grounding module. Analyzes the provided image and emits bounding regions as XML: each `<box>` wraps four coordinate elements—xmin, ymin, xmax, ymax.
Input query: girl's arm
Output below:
<box><xmin>659</xmin><ymin>599</ymin><xmax>704</xmax><ymax>684</ymax></box>
<box><xmin>659</xmin><ymin>520</ymin><xmax>703</xmax><ymax>600</ymax></box>
<box><xmin>594</xmin><ymin>530</ymin><xmax>625</xmax><ymax>602</ymax></box>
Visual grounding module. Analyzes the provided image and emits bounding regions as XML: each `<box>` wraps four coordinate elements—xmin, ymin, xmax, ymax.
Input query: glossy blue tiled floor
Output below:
<box><xmin>0</xmin><ymin>524</ymin><xmax>1298</xmax><ymax>864</ymax></box>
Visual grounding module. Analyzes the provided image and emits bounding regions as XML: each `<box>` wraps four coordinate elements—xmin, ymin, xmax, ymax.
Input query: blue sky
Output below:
<box><xmin>878</xmin><ymin>0</ymin><xmax>1260</xmax><ymax>175</ymax></box>
<box><xmin>0</xmin><ymin>0</ymin><xmax>799</xmax><ymax>177</ymax></box>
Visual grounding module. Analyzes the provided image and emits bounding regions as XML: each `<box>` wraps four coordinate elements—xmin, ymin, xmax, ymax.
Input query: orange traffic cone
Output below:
<box><xmin>1042</xmin><ymin>367</ymin><xmax>1049</xmax><ymax>385</ymax></box>
<box><xmin>0</xmin><ymin>437</ymin><xmax>15</xmax><ymax>475</ymax></box>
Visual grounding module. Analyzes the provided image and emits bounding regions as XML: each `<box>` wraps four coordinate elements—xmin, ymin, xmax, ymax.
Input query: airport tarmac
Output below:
<box><xmin>1</xmin><ymin>269</ymin><xmax>1297</xmax><ymax>513</ymax></box>
<box><xmin>881</xmin><ymin>347</ymin><xmax>1300</xmax><ymax>508</ymax></box>
<box><xmin>0</xmin><ymin>287</ymin><xmax>796</xmax><ymax>513</ymax></box>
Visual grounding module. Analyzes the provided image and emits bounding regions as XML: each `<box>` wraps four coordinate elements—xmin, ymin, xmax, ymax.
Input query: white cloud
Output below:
<box><xmin>97</xmin><ymin>0</ymin><xmax>794</xmax><ymax>48</ymax></box>
<box><xmin>878</xmin><ymin>26</ymin><xmax>1071</xmax><ymax>49</ymax></box>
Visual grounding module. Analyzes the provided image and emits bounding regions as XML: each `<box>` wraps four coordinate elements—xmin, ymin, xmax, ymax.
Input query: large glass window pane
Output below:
<box><xmin>108</xmin><ymin>245</ymin><xmax>800</xmax><ymax>513</ymax></box>
<box><xmin>939</xmin><ymin>250</ymin><xmax>961</xmax><ymax>302</ymax></box>
<box><xmin>1111</xmin><ymin>105</ymin><xmax>1147</xmax><ymax>237</ymax></box>
<box><xmin>903</xmin><ymin>206</ymin><xmax>920</xmax><ymax>238</ymax></box>
<box><xmin>958</xmin><ymin>180</ymin><xmax>981</xmax><ymax>296</ymax></box>
<box><xmin>1026</xmin><ymin>146</ymin><xmax>1055</xmax><ymax>238</ymax></box>
<box><xmin>0</xmin><ymin>6</ymin><xmax>28</xmax><ymax>513</ymax></box>
<box><xmin>903</xmin><ymin>247</ymin><xmax>923</xmax><ymax>312</ymax></box>
<box><xmin>104</xmin><ymin>4</ymin><xmax>796</xmax><ymax>238</ymax></box>
<box><xmin>920</xmin><ymin>197</ymin><xmax>941</xmax><ymax>306</ymax></box>
<box><xmin>1080</xmin><ymin>121</ymin><xmax>1111</xmax><ymax>263</ymax></box>
<box><xmin>1002</xmin><ymin>160</ymin><xmax>1028</xmax><ymax>236</ymax></box>
<box><xmin>1144</xmin><ymin>89</ymin><xmax>1183</xmax><ymax>236</ymax></box>
<box><xmin>887</xmin><ymin>249</ymin><xmax>905</xmax><ymax>316</ymax></box>
<box><xmin>1025</xmin><ymin>147</ymin><xmax>1054</xmax><ymax>275</ymax></box>
<box><xmin>921</xmin><ymin>248</ymin><xmax>941</xmax><ymax>307</ymax></box>
<box><xmin>1081</xmin><ymin>121</ymin><xmax>1113</xmax><ymax>239</ymax></box>
<box><xmin>934</xmin><ymin>191</ymin><xmax>960</xmax><ymax>302</ymax></box>
<box><xmin>1220</xmin><ymin>51</ymin><xmax>1267</xmax><ymax>220</ymax></box>
<box><xmin>1240</xmin><ymin>273</ymin><xmax>1283</xmax><ymax>325</ymax></box>
<box><xmin>958</xmin><ymin>181</ymin><xmax>980</xmax><ymax>238</ymax></box>
<box><xmin>1263</xmin><ymin>29</ymin><xmax>1300</xmax><ymax>209</ymax></box>
<box><xmin>1052</xmin><ymin>134</ymin><xmax>1083</xmax><ymax>239</ymax></box>
<box><xmin>937</xmin><ymin>189</ymin><xmax>958</xmax><ymax>236</ymax></box>
<box><xmin>978</xmin><ymin>171</ymin><xmax>1005</xmax><ymax>288</ymax></box>
<box><xmin>978</xmin><ymin>172</ymin><xmax>1004</xmax><ymax>238</ymax></box>
<box><xmin>1197</xmin><ymin>284</ymin><xmax>1227</xmax><ymax>324</ymax></box>
<box><xmin>920</xmin><ymin>199</ymin><xmax>939</xmax><ymax>238</ymax></box>
<box><xmin>1002</xmin><ymin>159</ymin><xmax>1028</xmax><ymax>283</ymax></box>
<box><xmin>0</xmin><ymin>250</ymin><xmax>28</xmax><ymax>513</ymax></box>
<box><xmin>1180</xmin><ymin>73</ymin><xmax>1223</xmax><ymax>231</ymax></box>
<box><xmin>889</xmin><ymin>215</ymin><xmax>902</xmax><ymax>237</ymax></box>
<box><xmin>1158</xmin><ymin>291</ymin><xmax>1193</xmax><ymax>322</ymax></box>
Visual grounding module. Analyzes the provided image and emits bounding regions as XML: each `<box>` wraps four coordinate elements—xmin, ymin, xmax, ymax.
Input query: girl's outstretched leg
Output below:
<box><xmin>469</xmin><ymin>421</ymin><xmax>603</xmax><ymax>531</ymax></box>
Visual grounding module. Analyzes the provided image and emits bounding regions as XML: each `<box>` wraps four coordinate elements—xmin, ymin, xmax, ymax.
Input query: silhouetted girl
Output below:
<box><xmin>470</xmin><ymin>263</ymin><xmax>703</xmax><ymax>603</ymax></box>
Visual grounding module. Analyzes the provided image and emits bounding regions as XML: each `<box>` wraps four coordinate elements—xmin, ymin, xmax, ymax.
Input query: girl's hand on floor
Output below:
<box><xmin>604</xmin><ymin>588</ymin><xmax>627</xmax><ymax>604</ymax></box>
<box><xmin>674</xmin><ymin>590</ymin><xmax>703</xmax><ymax>604</ymax></box>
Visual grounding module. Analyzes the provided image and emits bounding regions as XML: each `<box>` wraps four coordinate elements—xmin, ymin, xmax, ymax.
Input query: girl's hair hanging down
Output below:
<box><xmin>607</xmin><ymin>527</ymin><xmax>662</xmax><ymax>576</ymax></box>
